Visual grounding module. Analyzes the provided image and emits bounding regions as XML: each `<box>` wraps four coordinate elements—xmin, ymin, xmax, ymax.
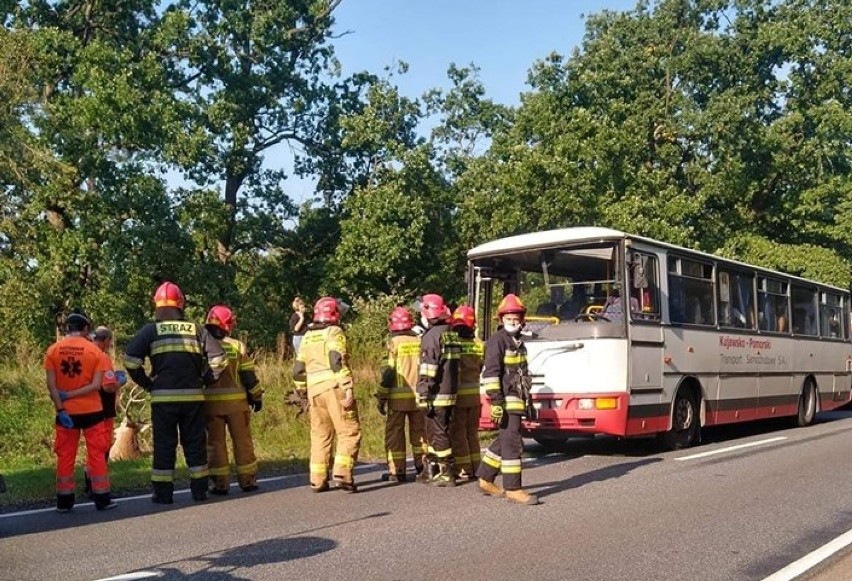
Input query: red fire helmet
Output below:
<box><xmin>153</xmin><ymin>281</ymin><xmax>185</xmax><ymax>310</ymax></box>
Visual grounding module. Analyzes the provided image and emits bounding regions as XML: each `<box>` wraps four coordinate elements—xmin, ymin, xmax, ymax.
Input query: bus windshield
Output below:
<box><xmin>471</xmin><ymin>242</ymin><xmax>629</xmax><ymax>337</ymax></box>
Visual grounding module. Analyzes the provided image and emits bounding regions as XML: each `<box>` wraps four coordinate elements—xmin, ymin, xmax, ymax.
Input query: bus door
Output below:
<box><xmin>627</xmin><ymin>251</ymin><xmax>665</xmax><ymax>434</ymax></box>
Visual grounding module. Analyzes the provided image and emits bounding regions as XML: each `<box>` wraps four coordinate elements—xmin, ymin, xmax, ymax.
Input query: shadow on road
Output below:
<box><xmin>142</xmin><ymin>511</ymin><xmax>390</xmax><ymax>580</ymax></box>
<box><xmin>141</xmin><ymin>536</ymin><xmax>339</xmax><ymax>580</ymax></box>
<box><xmin>529</xmin><ymin>457</ymin><xmax>663</xmax><ymax>500</ymax></box>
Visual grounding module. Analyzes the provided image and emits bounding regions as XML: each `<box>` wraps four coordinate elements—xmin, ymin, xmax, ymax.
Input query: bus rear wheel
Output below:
<box><xmin>659</xmin><ymin>389</ymin><xmax>700</xmax><ymax>450</ymax></box>
<box><xmin>793</xmin><ymin>380</ymin><xmax>817</xmax><ymax>427</ymax></box>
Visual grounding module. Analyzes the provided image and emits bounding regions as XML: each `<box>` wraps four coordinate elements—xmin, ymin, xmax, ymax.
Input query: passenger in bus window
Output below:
<box><xmin>535</xmin><ymin>301</ymin><xmax>558</xmax><ymax>317</ymax></box>
<box><xmin>828</xmin><ymin>310</ymin><xmax>841</xmax><ymax>337</ymax></box>
<box><xmin>558</xmin><ymin>286</ymin><xmax>588</xmax><ymax>321</ymax></box>
<box><xmin>601</xmin><ymin>289</ymin><xmax>639</xmax><ymax>323</ymax></box>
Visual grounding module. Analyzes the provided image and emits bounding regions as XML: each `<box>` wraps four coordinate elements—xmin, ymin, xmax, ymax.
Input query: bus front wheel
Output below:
<box><xmin>659</xmin><ymin>390</ymin><xmax>701</xmax><ymax>450</ymax></box>
<box><xmin>793</xmin><ymin>380</ymin><xmax>817</xmax><ymax>427</ymax></box>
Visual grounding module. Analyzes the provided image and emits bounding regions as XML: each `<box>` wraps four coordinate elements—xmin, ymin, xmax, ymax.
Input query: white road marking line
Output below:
<box><xmin>761</xmin><ymin>527</ymin><xmax>852</xmax><ymax>581</ymax></box>
<box><xmin>0</xmin><ymin>463</ymin><xmax>382</xmax><ymax>520</ymax></box>
<box><xmin>92</xmin><ymin>572</ymin><xmax>161</xmax><ymax>581</ymax></box>
<box><xmin>675</xmin><ymin>436</ymin><xmax>788</xmax><ymax>461</ymax></box>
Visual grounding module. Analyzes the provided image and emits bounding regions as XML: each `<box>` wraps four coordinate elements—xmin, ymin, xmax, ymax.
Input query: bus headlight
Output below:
<box><xmin>578</xmin><ymin>398</ymin><xmax>618</xmax><ymax>410</ymax></box>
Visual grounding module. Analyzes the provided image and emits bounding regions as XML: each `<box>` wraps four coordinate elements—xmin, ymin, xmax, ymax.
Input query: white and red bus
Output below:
<box><xmin>468</xmin><ymin>227</ymin><xmax>852</xmax><ymax>448</ymax></box>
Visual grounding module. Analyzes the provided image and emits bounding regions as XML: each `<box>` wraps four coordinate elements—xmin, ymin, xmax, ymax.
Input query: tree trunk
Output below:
<box><xmin>217</xmin><ymin>172</ymin><xmax>246</xmax><ymax>263</ymax></box>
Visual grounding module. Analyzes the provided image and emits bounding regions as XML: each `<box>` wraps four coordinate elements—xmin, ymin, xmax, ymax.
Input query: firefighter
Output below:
<box><xmin>377</xmin><ymin>306</ymin><xmax>427</xmax><ymax>483</ymax></box>
<box><xmin>449</xmin><ymin>305</ymin><xmax>484</xmax><ymax>480</ymax></box>
<box><xmin>416</xmin><ymin>293</ymin><xmax>461</xmax><ymax>486</ymax></box>
<box><xmin>84</xmin><ymin>326</ymin><xmax>126</xmax><ymax>497</ymax></box>
<box><xmin>293</xmin><ymin>297</ymin><xmax>361</xmax><ymax>493</ymax></box>
<box><xmin>44</xmin><ymin>310</ymin><xmax>115</xmax><ymax>512</ymax></box>
<box><xmin>124</xmin><ymin>282</ymin><xmax>226</xmax><ymax>504</ymax></box>
<box><xmin>203</xmin><ymin>305</ymin><xmax>264</xmax><ymax>495</ymax></box>
<box><xmin>476</xmin><ymin>293</ymin><xmax>540</xmax><ymax>506</ymax></box>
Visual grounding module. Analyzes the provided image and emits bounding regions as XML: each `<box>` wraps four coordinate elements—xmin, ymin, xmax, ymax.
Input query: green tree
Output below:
<box><xmin>158</xmin><ymin>0</ymin><xmax>345</xmax><ymax>263</ymax></box>
<box><xmin>456</xmin><ymin>0</ymin><xmax>852</xmax><ymax>285</ymax></box>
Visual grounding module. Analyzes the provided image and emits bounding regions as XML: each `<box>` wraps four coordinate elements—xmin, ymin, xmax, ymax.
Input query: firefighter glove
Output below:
<box><xmin>377</xmin><ymin>399</ymin><xmax>387</xmax><ymax>416</ymax></box>
<box><xmin>58</xmin><ymin>391</ymin><xmax>70</xmax><ymax>402</ymax></box>
<box><xmin>115</xmin><ymin>370</ymin><xmax>128</xmax><ymax>387</ymax></box>
<box><xmin>489</xmin><ymin>404</ymin><xmax>504</xmax><ymax>423</ymax></box>
<box><xmin>57</xmin><ymin>410</ymin><xmax>74</xmax><ymax>429</ymax></box>
<box><xmin>251</xmin><ymin>399</ymin><xmax>263</xmax><ymax>413</ymax></box>
<box><xmin>286</xmin><ymin>390</ymin><xmax>309</xmax><ymax>417</ymax></box>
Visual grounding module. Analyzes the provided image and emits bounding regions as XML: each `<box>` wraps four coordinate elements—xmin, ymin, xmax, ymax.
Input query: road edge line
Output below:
<box><xmin>762</xmin><ymin>527</ymin><xmax>852</xmax><ymax>581</ymax></box>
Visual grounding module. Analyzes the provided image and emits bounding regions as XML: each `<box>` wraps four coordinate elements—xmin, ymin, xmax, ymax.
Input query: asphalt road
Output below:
<box><xmin>4</xmin><ymin>411</ymin><xmax>852</xmax><ymax>581</ymax></box>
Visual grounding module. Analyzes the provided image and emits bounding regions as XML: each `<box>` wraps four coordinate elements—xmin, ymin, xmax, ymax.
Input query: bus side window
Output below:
<box><xmin>630</xmin><ymin>252</ymin><xmax>660</xmax><ymax>321</ymax></box>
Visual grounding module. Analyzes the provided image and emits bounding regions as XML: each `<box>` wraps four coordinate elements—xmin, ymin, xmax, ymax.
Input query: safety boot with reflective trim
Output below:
<box><xmin>310</xmin><ymin>481</ymin><xmax>329</xmax><ymax>493</ymax></box>
<box><xmin>505</xmin><ymin>489</ymin><xmax>539</xmax><ymax>506</ymax></box>
<box><xmin>478</xmin><ymin>478</ymin><xmax>504</xmax><ymax>497</ymax></box>
<box><xmin>431</xmin><ymin>462</ymin><xmax>456</xmax><ymax>487</ymax></box>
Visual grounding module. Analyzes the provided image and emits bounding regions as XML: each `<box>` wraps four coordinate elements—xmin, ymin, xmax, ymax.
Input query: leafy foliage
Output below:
<box><xmin>1</xmin><ymin>0</ymin><xmax>851</xmax><ymax>360</ymax></box>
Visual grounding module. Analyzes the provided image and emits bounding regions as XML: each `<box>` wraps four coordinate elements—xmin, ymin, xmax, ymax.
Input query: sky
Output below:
<box><xmin>330</xmin><ymin>0</ymin><xmax>637</xmax><ymax>106</ymax></box>
<box><xmin>173</xmin><ymin>1</ymin><xmax>641</xmax><ymax>202</ymax></box>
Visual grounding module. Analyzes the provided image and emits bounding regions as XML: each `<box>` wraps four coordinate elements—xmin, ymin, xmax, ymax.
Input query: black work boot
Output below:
<box><xmin>56</xmin><ymin>493</ymin><xmax>75</xmax><ymax>513</ymax></box>
<box><xmin>190</xmin><ymin>477</ymin><xmax>209</xmax><ymax>502</ymax></box>
<box><xmin>151</xmin><ymin>481</ymin><xmax>174</xmax><ymax>504</ymax></box>
<box><xmin>93</xmin><ymin>492</ymin><xmax>117</xmax><ymax>511</ymax></box>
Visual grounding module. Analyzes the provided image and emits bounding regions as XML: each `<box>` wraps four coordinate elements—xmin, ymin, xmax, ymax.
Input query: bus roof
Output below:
<box><xmin>468</xmin><ymin>226</ymin><xmax>628</xmax><ymax>258</ymax></box>
<box><xmin>467</xmin><ymin>226</ymin><xmax>847</xmax><ymax>292</ymax></box>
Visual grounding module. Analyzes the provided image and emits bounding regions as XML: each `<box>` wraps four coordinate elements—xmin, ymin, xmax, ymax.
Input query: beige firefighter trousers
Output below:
<box><xmin>385</xmin><ymin>408</ymin><xmax>427</xmax><ymax>476</ymax></box>
<box><xmin>310</xmin><ymin>387</ymin><xmax>362</xmax><ymax>487</ymax></box>
<box><xmin>449</xmin><ymin>404</ymin><xmax>482</xmax><ymax>476</ymax></box>
<box><xmin>206</xmin><ymin>408</ymin><xmax>258</xmax><ymax>490</ymax></box>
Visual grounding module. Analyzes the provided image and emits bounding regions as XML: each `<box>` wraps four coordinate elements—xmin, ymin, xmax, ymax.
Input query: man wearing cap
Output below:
<box><xmin>84</xmin><ymin>326</ymin><xmax>127</xmax><ymax>497</ymax></box>
<box><xmin>44</xmin><ymin>310</ymin><xmax>116</xmax><ymax>512</ymax></box>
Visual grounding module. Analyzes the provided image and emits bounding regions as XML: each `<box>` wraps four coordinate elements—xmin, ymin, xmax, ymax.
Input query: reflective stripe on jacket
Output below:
<box><xmin>481</xmin><ymin>328</ymin><xmax>528</xmax><ymax>414</ymax></box>
<box><xmin>456</xmin><ymin>335</ymin><xmax>484</xmax><ymax>408</ymax></box>
<box><xmin>292</xmin><ymin>325</ymin><xmax>353</xmax><ymax>398</ymax></box>
<box><xmin>379</xmin><ymin>333</ymin><xmax>420</xmax><ymax>412</ymax></box>
<box><xmin>416</xmin><ymin>322</ymin><xmax>460</xmax><ymax>407</ymax></box>
<box><xmin>124</xmin><ymin>320</ymin><xmax>226</xmax><ymax>403</ymax></box>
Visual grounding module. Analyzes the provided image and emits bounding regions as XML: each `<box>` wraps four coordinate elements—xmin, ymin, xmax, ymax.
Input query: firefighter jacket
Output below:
<box><xmin>124</xmin><ymin>319</ymin><xmax>226</xmax><ymax>404</ymax></box>
<box><xmin>204</xmin><ymin>336</ymin><xmax>262</xmax><ymax>413</ymax></box>
<box><xmin>416</xmin><ymin>322</ymin><xmax>460</xmax><ymax>407</ymax></box>
<box><xmin>293</xmin><ymin>324</ymin><xmax>353</xmax><ymax>398</ymax></box>
<box><xmin>481</xmin><ymin>327</ymin><xmax>528</xmax><ymax>414</ymax></box>
<box><xmin>455</xmin><ymin>328</ymin><xmax>484</xmax><ymax>408</ymax></box>
<box><xmin>378</xmin><ymin>331</ymin><xmax>420</xmax><ymax>412</ymax></box>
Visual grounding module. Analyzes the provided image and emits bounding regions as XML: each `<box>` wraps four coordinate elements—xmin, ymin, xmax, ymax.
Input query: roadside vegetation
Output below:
<box><xmin>0</xmin><ymin>303</ymin><xmax>395</xmax><ymax>511</ymax></box>
<box><xmin>2</xmin><ymin>0</ymin><xmax>850</xmax><ymax>507</ymax></box>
